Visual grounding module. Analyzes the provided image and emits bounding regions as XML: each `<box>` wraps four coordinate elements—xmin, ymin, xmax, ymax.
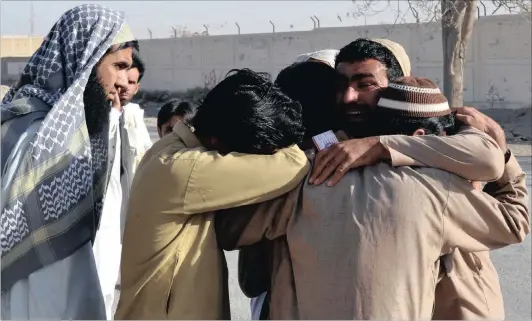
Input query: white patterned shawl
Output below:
<box><xmin>0</xmin><ymin>4</ymin><xmax>126</xmax><ymax>292</ymax></box>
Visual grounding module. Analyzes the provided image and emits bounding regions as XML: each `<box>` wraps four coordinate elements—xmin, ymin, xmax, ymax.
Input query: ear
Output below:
<box><xmin>157</xmin><ymin>127</ymin><xmax>162</xmax><ymax>138</ymax></box>
<box><xmin>133</xmin><ymin>84</ymin><xmax>140</xmax><ymax>96</ymax></box>
<box><xmin>412</xmin><ymin>128</ymin><xmax>426</xmax><ymax>136</ymax></box>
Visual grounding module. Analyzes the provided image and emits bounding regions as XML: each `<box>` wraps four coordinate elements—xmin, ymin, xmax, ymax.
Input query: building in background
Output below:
<box><xmin>1</xmin><ymin>36</ymin><xmax>43</xmax><ymax>86</ymax></box>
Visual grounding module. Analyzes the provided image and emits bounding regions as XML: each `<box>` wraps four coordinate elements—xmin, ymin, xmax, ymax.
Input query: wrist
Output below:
<box><xmin>373</xmin><ymin>136</ymin><xmax>391</xmax><ymax>161</ymax></box>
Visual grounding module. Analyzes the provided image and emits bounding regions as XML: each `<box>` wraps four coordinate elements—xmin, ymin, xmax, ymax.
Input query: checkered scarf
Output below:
<box><xmin>0</xmin><ymin>4</ymin><xmax>125</xmax><ymax>291</ymax></box>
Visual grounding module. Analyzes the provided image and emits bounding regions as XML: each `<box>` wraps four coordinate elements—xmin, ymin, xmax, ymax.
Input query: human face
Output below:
<box><xmin>120</xmin><ymin>67</ymin><xmax>140</xmax><ymax>106</ymax></box>
<box><xmin>336</xmin><ymin>59</ymin><xmax>388</xmax><ymax>125</ymax></box>
<box><xmin>83</xmin><ymin>46</ymin><xmax>133</xmax><ymax>135</ymax></box>
<box><xmin>96</xmin><ymin>46</ymin><xmax>133</xmax><ymax>110</ymax></box>
<box><xmin>158</xmin><ymin>115</ymin><xmax>182</xmax><ymax>138</ymax></box>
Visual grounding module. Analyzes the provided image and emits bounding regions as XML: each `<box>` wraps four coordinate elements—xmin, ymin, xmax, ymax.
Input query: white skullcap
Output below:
<box><xmin>294</xmin><ymin>49</ymin><xmax>339</xmax><ymax>68</ymax></box>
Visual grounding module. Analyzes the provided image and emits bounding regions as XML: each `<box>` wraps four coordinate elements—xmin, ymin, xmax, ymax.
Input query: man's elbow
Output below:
<box><xmin>515</xmin><ymin>213</ymin><xmax>531</xmax><ymax>243</ymax></box>
<box><xmin>476</xmin><ymin>145</ymin><xmax>505</xmax><ymax>182</ymax></box>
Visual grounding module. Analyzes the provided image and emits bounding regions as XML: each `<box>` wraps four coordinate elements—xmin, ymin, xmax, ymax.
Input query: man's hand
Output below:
<box><xmin>309</xmin><ymin>136</ymin><xmax>391</xmax><ymax>187</ymax></box>
<box><xmin>454</xmin><ymin>107</ymin><xmax>507</xmax><ymax>151</ymax></box>
<box><xmin>110</xmin><ymin>91</ymin><xmax>122</xmax><ymax>111</ymax></box>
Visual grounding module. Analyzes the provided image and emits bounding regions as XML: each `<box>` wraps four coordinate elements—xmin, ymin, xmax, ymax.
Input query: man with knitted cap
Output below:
<box><xmin>1</xmin><ymin>5</ymin><xmax>137</xmax><ymax>319</ymax></box>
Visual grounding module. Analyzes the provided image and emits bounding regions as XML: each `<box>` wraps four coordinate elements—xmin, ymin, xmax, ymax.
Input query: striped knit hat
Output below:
<box><xmin>377</xmin><ymin>76</ymin><xmax>451</xmax><ymax>117</ymax></box>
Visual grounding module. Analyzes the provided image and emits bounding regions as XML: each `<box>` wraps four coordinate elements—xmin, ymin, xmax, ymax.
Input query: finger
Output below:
<box><xmin>455</xmin><ymin>114</ymin><xmax>477</xmax><ymax>127</ymax></box>
<box><xmin>312</xmin><ymin>152</ymin><xmax>348</xmax><ymax>185</ymax></box>
<box><xmin>111</xmin><ymin>92</ymin><xmax>121</xmax><ymax>110</ymax></box>
<box><xmin>326</xmin><ymin>160</ymin><xmax>351</xmax><ymax>186</ymax></box>
<box><xmin>456</xmin><ymin>106</ymin><xmax>479</xmax><ymax>116</ymax></box>
<box><xmin>310</xmin><ymin>145</ymin><xmax>340</xmax><ymax>183</ymax></box>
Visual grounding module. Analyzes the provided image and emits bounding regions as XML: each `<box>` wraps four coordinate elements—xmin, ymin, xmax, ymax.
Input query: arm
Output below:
<box><xmin>215</xmin><ymin>183</ymin><xmax>302</xmax><ymax>250</ymax></box>
<box><xmin>442</xmin><ymin>153</ymin><xmax>529</xmax><ymax>253</ymax></box>
<box><xmin>178</xmin><ymin>146</ymin><xmax>309</xmax><ymax>214</ymax></box>
<box><xmin>380</xmin><ymin>126</ymin><xmax>505</xmax><ymax>182</ymax></box>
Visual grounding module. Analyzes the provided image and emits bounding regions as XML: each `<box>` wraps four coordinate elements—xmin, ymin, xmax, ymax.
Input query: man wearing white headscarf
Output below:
<box><xmin>294</xmin><ymin>49</ymin><xmax>339</xmax><ymax>68</ymax></box>
<box><xmin>1</xmin><ymin>4</ymin><xmax>137</xmax><ymax>320</ymax></box>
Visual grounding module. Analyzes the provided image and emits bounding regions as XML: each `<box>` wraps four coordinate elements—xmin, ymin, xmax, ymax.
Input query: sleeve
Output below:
<box><xmin>379</xmin><ymin>126</ymin><xmax>505</xmax><ymax>182</ymax></box>
<box><xmin>215</xmin><ymin>184</ymin><xmax>302</xmax><ymax>250</ymax></box>
<box><xmin>442</xmin><ymin>154</ymin><xmax>529</xmax><ymax>253</ymax></box>
<box><xmin>180</xmin><ymin>145</ymin><xmax>310</xmax><ymax>214</ymax></box>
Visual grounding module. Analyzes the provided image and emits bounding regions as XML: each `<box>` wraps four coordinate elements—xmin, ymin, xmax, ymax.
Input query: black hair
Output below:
<box><xmin>335</xmin><ymin>38</ymin><xmax>404</xmax><ymax>81</ymax></box>
<box><xmin>275</xmin><ymin>61</ymin><xmax>340</xmax><ymax>139</ymax></box>
<box><xmin>130</xmin><ymin>50</ymin><xmax>145</xmax><ymax>81</ymax></box>
<box><xmin>369</xmin><ymin>109</ymin><xmax>457</xmax><ymax>136</ymax></box>
<box><xmin>157</xmin><ymin>99</ymin><xmax>196</xmax><ymax>129</ymax></box>
<box><xmin>192</xmin><ymin>68</ymin><xmax>304</xmax><ymax>154</ymax></box>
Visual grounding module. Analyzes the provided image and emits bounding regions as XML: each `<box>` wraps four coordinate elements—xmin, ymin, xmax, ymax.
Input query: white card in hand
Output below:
<box><xmin>312</xmin><ymin>130</ymin><xmax>339</xmax><ymax>151</ymax></box>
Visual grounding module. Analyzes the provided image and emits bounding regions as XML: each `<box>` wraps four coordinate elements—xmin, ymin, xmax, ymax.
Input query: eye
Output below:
<box><xmin>115</xmin><ymin>62</ymin><xmax>130</xmax><ymax>70</ymax></box>
<box><xmin>358</xmin><ymin>83</ymin><xmax>378</xmax><ymax>91</ymax></box>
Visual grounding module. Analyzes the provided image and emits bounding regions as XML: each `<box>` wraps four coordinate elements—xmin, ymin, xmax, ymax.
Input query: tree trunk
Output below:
<box><xmin>440</xmin><ymin>0</ymin><xmax>477</xmax><ymax>107</ymax></box>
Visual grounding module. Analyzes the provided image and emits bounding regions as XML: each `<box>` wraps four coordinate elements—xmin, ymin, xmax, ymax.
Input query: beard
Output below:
<box><xmin>339</xmin><ymin>102</ymin><xmax>376</xmax><ymax>139</ymax></box>
<box><xmin>83</xmin><ymin>68</ymin><xmax>110</xmax><ymax>137</ymax></box>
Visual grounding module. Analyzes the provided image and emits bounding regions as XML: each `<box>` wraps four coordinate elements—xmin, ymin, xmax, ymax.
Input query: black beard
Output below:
<box><xmin>83</xmin><ymin>69</ymin><xmax>110</xmax><ymax>137</ymax></box>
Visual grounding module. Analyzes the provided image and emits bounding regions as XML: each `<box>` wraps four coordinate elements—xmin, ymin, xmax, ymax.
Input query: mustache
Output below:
<box><xmin>340</xmin><ymin>102</ymin><xmax>373</xmax><ymax>111</ymax></box>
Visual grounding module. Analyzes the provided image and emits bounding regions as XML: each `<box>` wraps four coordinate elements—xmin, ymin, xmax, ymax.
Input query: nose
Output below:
<box><xmin>343</xmin><ymin>86</ymin><xmax>359</xmax><ymax>104</ymax></box>
<box><xmin>115</xmin><ymin>70</ymin><xmax>128</xmax><ymax>92</ymax></box>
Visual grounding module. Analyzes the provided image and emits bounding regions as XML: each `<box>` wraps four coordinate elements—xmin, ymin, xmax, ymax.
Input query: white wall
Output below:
<box><xmin>138</xmin><ymin>14</ymin><xmax>531</xmax><ymax>109</ymax></box>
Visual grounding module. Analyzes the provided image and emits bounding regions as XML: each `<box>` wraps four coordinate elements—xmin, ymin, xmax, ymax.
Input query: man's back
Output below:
<box><xmin>275</xmin><ymin>163</ymin><xmax>447</xmax><ymax>319</ymax></box>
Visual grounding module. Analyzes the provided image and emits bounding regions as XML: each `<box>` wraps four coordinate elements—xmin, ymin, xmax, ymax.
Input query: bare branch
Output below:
<box><xmin>350</xmin><ymin>0</ymin><xmax>531</xmax><ymax>26</ymax></box>
<box><xmin>407</xmin><ymin>0</ymin><xmax>420</xmax><ymax>23</ymax></box>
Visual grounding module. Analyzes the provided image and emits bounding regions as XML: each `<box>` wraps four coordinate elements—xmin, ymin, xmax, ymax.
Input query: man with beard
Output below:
<box><xmin>93</xmin><ymin>49</ymin><xmax>154</xmax><ymax>319</ymax></box>
<box><xmin>91</xmin><ymin>50</ymin><xmax>153</xmax><ymax>318</ymax></box>
<box><xmin>1</xmin><ymin>5</ymin><xmax>137</xmax><ymax>319</ymax></box>
<box><xmin>310</xmin><ymin>38</ymin><xmax>519</xmax><ymax>320</ymax></box>
<box><xmin>214</xmin><ymin>74</ymin><xmax>528</xmax><ymax>319</ymax></box>
<box><xmin>237</xmin><ymin>39</ymin><xmax>512</xmax><ymax>319</ymax></box>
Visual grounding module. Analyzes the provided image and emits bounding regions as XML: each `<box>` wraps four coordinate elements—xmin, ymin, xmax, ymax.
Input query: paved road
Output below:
<box><xmin>144</xmin><ymin>127</ymin><xmax>531</xmax><ymax>320</ymax></box>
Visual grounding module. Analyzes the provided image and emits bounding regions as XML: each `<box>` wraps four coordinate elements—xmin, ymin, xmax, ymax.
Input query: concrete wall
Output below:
<box><xmin>0</xmin><ymin>36</ymin><xmax>43</xmax><ymax>58</ymax></box>
<box><xmin>138</xmin><ymin>14</ymin><xmax>531</xmax><ymax>109</ymax></box>
<box><xmin>1</xmin><ymin>15</ymin><xmax>530</xmax><ymax>108</ymax></box>
<box><xmin>1</xmin><ymin>37</ymin><xmax>44</xmax><ymax>87</ymax></box>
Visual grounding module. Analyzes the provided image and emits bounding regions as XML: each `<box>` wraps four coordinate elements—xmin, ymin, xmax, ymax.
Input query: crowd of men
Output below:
<box><xmin>0</xmin><ymin>4</ymin><xmax>529</xmax><ymax>320</ymax></box>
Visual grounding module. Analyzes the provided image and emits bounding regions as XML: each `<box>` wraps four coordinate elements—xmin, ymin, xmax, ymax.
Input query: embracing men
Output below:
<box><xmin>115</xmin><ymin>38</ymin><xmax>528</xmax><ymax>320</ymax></box>
<box><xmin>215</xmin><ymin>39</ymin><xmax>529</xmax><ymax>319</ymax></box>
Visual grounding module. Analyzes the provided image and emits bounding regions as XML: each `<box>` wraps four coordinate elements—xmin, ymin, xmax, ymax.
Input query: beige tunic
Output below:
<box><xmin>216</xmin><ymin>132</ymin><xmax>529</xmax><ymax>320</ymax></box>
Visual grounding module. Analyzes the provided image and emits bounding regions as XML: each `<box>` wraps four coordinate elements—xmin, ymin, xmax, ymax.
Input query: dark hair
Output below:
<box><xmin>275</xmin><ymin>61</ymin><xmax>340</xmax><ymax>139</ymax></box>
<box><xmin>192</xmin><ymin>68</ymin><xmax>304</xmax><ymax>154</ymax></box>
<box><xmin>336</xmin><ymin>38</ymin><xmax>403</xmax><ymax>80</ymax></box>
<box><xmin>157</xmin><ymin>99</ymin><xmax>196</xmax><ymax>129</ymax></box>
<box><xmin>130</xmin><ymin>50</ymin><xmax>145</xmax><ymax>81</ymax></box>
<box><xmin>369</xmin><ymin>109</ymin><xmax>456</xmax><ymax>136</ymax></box>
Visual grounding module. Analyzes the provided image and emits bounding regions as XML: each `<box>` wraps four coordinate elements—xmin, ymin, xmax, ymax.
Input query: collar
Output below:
<box><xmin>172</xmin><ymin>121</ymin><xmax>202</xmax><ymax>148</ymax></box>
